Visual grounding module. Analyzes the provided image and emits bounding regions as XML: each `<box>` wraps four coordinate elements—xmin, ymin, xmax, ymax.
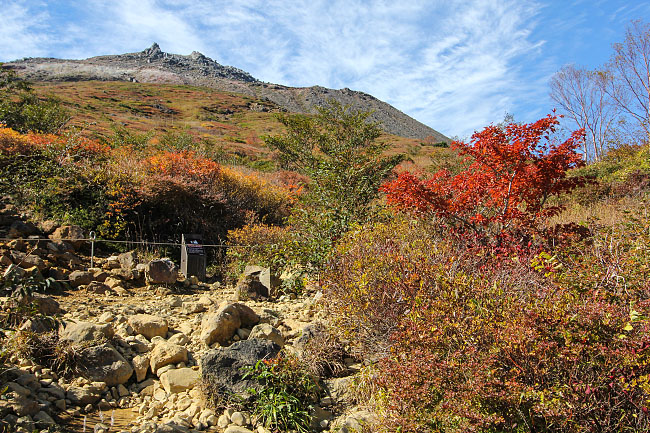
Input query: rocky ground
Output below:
<box><xmin>0</xmin><ymin>201</ymin><xmax>374</xmax><ymax>433</ymax></box>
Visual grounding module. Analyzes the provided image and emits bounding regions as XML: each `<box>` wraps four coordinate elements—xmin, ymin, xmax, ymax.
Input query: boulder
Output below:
<box><xmin>60</xmin><ymin>321</ymin><xmax>114</xmax><ymax>344</ymax></box>
<box><xmin>20</xmin><ymin>254</ymin><xmax>46</xmax><ymax>272</ymax></box>
<box><xmin>66</xmin><ymin>385</ymin><xmax>101</xmax><ymax>406</ymax></box>
<box><xmin>200</xmin><ymin>302</ymin><xmax>259</xmax><ymax>347</ymax></box>
<box><xmin>87</xmin><ymin>281</ymin><xmax>109</xmax><ymax>294</ymax></box>
<box><xmin>19</xmin><ymin>316</ymin><xmax>59</xmax><ymax>333</ymax></box>
<box><xmin>8</xmin><ymin>221</ymin><xmax>39</xmax><ymax>239</ymax></box>
<box><xmin>132</xmin><ymin>354</ymin><xmax>150</xmax><ymax>382</ymax></box>
<box><xmin>78</xmin><ymin>343</ymin><xmax>133</xmax><ymax>386</ymax></box>
<box><xmin>128</xmin><ymin>314</ymin><xmax>168</xmax><ymax>339</ymax></box>
<box><xmin>118</xmin><ymin>251</ymin><xmax>137</xmax><ymax>270</ymax></box>
<box><xmin>30</xmin><ymin>293</ymin><xmax>61</xmax><ymax>315</ymax></box>
<box><xmin>249</xmin><ymin>323</ymin><xmax>284</xmax><ymax>348</ymax></box>
<box><xmin>235</xmin><ymin>266</ymin><xmax>280</xmax><ymax>300</ymax></box>
<box><xmin>160</xmin><ymin>367</ymin><xmax>200</xmax><ymax>394</ymax></box>
<box><xmin>201</xmin><ymin>338</ymin><xmax>280</xmax><ymax>396</ymax></box>
<box><xmin>150</xmin><ymin>341</ymin><xmax>188</xmax><ymax>374</ymax></box>
<box><xmin>145</xmin><ymin>258</ymin><xmax>178</xmax><ymax>285</ymax></box>
<box><xmin>68</xmin><ymin>270</ymin><xmax>93</xmax><ymax>288</ymax></box>
<box><xmin>49</xmin><ymin>225</ymin><xmax>85</xmax><ymax>249</ymax></box>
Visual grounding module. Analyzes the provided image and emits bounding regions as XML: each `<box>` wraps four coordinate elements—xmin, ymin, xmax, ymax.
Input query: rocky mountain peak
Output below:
<box><xmin>142</xmin><ymin>42</ymin><xmax>162</xmax><ymax>59</ymax></box>
<box><xmin>4</xmin><ymin>45</ymin><xmax>448</xmax><ymax>141</ymax></box>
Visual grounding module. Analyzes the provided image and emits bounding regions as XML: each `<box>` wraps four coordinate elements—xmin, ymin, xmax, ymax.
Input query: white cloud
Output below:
<box><xmin>0</xmin><ymin>1</ymin><xmax>51</xmax><ymax>60</ymax></box>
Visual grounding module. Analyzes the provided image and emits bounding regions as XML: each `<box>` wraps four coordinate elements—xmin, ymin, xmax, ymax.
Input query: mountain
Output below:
<box><xmin>5</xmin><ymin>43</ymin><xmax>448</xmax><ymax>142</ymax></box>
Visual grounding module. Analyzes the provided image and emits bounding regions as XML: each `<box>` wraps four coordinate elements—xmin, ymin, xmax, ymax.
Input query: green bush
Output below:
<box><xmin>243</xmin><ymin>355</ymin><xmax>320</xmax><ymax>433</ymax></box>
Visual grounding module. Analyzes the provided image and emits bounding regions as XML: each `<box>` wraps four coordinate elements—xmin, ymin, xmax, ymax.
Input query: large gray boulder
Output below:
<box><xmin>201</xmin><ymin>338</ymin><xmax>280</xmax><ymax>397</ymax></box>
<box><xmin>78</xmin><ymin>343</ymin><xmax>133</xmax><ymax>386</ymax></box>
<box><xmin>145</xmin><ymin>258</ymin><xmax>178</xmax><ymax>285</ymax></box>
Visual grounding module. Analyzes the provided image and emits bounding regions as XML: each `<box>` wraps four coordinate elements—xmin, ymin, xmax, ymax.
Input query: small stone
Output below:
<box><xmin>231</xmin><ymin>411</ymin><xmax>245</xmax><ymax>426</ymax></box>
<box><xmin>217</xmin><ymin>414</ymin><xmax>230</xmax><ymax>428</ymax></box>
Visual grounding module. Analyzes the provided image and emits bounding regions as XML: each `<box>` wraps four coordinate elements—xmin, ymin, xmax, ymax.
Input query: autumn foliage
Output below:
<box><xmin>382</xmin><ymin>115</ymin><xmax>586</xmax><ymax>233</ymax></box>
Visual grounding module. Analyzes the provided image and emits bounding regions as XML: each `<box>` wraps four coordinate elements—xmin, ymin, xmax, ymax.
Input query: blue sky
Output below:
<box><xmin>1</xmin><ymin>0</ymin><xmax>649</xmax><ymax>138</ymax></box>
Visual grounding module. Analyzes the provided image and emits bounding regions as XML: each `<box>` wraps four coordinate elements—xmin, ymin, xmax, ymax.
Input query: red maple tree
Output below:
<box><xmin>382</xmin><ymin>115</ymin><xmax>586</xmax><ymax>233</ymax></box>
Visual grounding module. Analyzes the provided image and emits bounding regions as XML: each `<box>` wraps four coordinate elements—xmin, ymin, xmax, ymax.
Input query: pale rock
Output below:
<box><xmin>168</xmin><ymin>333</ymin><xmax>189</xmax><ymax>346</ymax></box>
<box><xmin>132</xmin><ymin>354</ymin><xmax>150</xmax><ymax>382</ymax></box>
<box><xmin>128</xmin><ymin>314</ymin><xmax>169</xmax><ymax>339</ymax></box>
<box><xmin>60</xmin><ymin>321</ymin><xmax>114</xmax><ymax>343</ymax></box>
<box><xmin>160</xmin><ymin>367</ymin><xmax>200</xmax><ymax>394</ymax></box>
<box><xmin>249</xmin><ymin>323</ymin><xmax>284</xmax><ymax>348</ymax></box>
<box><xmin>150</xmin><ymin>341</ymin><xmax>188</xmax><ymax>374</ymax></box>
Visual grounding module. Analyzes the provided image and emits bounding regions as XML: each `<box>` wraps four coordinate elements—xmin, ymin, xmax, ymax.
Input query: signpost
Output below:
<box><xmin>181</xmin><ymin>234</ymin><xmax>206</xmax><ymax>282</ymax></box>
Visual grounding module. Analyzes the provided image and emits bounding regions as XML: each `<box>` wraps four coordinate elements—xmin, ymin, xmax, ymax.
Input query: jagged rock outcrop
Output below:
<box><xmin>5</xmin><ymin>43</ymin><xmax>448</xmax><ymax>141</ymax></box>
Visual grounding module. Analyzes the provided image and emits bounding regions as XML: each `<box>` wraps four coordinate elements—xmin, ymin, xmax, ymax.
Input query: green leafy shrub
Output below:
<box><xmin>0</xmin><ymin>66</ymin><xmax>69</xmax><ymax>133</ymax></box>
<box><xmin>243</xmin><ymin>355</ymin><xmax>320</xmax><ymax>433</ymax></box>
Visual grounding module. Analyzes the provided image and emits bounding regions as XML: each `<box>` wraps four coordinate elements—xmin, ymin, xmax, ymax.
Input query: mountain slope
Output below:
<box><xmin>5</xmin><ymin>43</ymin><xmax>448</xmax><ymax>142</ymax></box>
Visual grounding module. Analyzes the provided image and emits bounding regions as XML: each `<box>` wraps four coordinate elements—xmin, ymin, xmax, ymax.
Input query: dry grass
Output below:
<box><xmin>549</xmin><ymin>196</ymin><xmax>649</xmax><ymax>227</ymax></box>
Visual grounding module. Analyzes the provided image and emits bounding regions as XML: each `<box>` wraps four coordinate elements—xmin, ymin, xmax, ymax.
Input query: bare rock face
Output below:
<box><xmin>145</xmin><ymin>258</ymin><xmax>178</xmax><ymax>285</ymax></box>
<box><xmin>128</xmin><ymin>314</ymin><xmax>168</xmax><ymax>339</ymax></box>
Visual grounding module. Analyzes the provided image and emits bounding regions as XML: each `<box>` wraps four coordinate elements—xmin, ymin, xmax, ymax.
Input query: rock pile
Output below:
<box><xmin>0</xmin><ymin>204</ymin><xmax>374</xmax><ymax>432</ymax></box>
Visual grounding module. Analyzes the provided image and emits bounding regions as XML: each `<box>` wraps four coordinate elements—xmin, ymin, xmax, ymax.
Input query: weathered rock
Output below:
<box><xmin>235</xmin><ymin>266</ymin><xmax>280</xmax><ymax>300</ymax></box>
<box><xmin>30</xmin><ymin>293</ymin><xmax>61</xmax><ymax>315</ymax></box>
<box><xmin>128</xmin><ymin>314</ymin><xmax>168</xmax><ymax>339</ymax></box>
<box><xmin>60</xmin><ymin>321</ymin><xmax>114</xmax><ymax>343</ymax></box>
<box><xmin>168</xmin><ymin>332</ymin><xmax>189</xmax><ymax>346</ymax></box>
<box><xmin>48</xmin><ymin>267</ymin><xmax>69</xmax><ymax>281</ymax></box>
<box><xmin>160</xmin><ymin>367</ymin><xmax>200</xmax><ymax>394</ymax></box>
<box><xmin>132</xmin><ymin>354</ymin><xmax>150</xmax><ymax>382</ymax></box>
<box><xmin>38</xmin><ymin>220</ymin><xmax>59</xmax><ymax>235</ymax></box>
<box><xmin>68</xmin><ymin>270</ymin><xmax>93</xmax><ymax>288</ymax></box>
<box><xmin>78</xmin><ymin>343</ymin><xmax>133</xmax><ymax>386</ymax></box>
<box><xmin>9</xmin><ymin>396</ymin><xmax>40</xmax><ymax>416</ymax></box>
<box><xmin>87</xmin><ymin>281</ymin><xmax>109</xmax><ymax>294</ymax></box>
<box><xmin>145</xmin><ymin>258</ymin><xmax>177</xmax><ymax>285</ymax></box>
<box><xmin>249</xmin><ymin>323</ymin><xmax>284</xmax><ymax>347</ymax></box>
<box><xmin>19</xmin><ymin>316</ymin><xmax>59</xmax><ymax>333</ymax></box>
<box><xmin>33</xmin><ymin>410</ymin><xmax>56</xmax><ymax>426</ymax></box>
<box><xmin>20</xmin><ymin>254</ymin><xmax>46</xmax><ymax>271</ymax></box>
<box><xmin>66</xmin><ymin>386</ymin><xmax>100</xmax><ymax>406</ymax></box>
<box><xmin>118</xmin><ymin>251</ymin><xmax>138</xmax><ymax>270</ymax></box>
<box><xmin>200</xmin><ymin>302</ymin><xmax>259</xmax><ymax>346</ymax></box>
<box><xmin>150</xmin><ymin>341</ymin><xmax>188</xmax><ymax>374</ymax></box>
<box><xmin>8</xmin><ymin>221</ymin><xmax>39</xmax><ymax>238</ymax></box>
<box><xmin>49</xmin><ymin>225</ymin><xmax>85</xmax><ymax>249</ymax></box>
<box><xmin>201</xmin><ymin>338</ymin><xmax>280</xmax><ymax>396</ymax></box>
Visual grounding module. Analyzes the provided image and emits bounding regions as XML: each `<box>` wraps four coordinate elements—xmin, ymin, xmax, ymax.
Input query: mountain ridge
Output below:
<box><xmin>5</xmin><ymin>43</ymin><xmax>448</xmax><ymax>142</ymax></box>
